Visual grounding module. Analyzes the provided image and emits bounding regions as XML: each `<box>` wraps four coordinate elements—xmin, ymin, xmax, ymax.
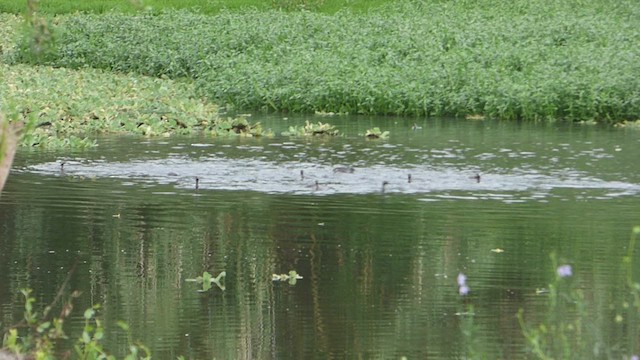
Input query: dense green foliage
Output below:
<box><xmin>0</xmin><ymin>0</ymin><xmax>388</xmax><ymax>15</ymax></box>
<box><xmin>8</xmin><ymin>0</ymin><xmax>640</xmax><ymax>122</ymax></box>
<box><xmin>1</xmin><ymin>14</ymin><xmax>270</xmax><ymax>149</ymax></box>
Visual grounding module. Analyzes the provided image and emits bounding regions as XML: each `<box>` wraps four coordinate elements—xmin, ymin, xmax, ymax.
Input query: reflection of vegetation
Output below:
<box><xmin>282</xmin><ymin>121</ymin><xmax>339</xmax><ymax>137</ymax></box>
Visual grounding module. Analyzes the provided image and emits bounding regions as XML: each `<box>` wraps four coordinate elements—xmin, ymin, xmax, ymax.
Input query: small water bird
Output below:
<box><xmin>306</xmin><ymin>180</ymin><xmax>320</xmax><ymax>191</ymax></box>
<box><xmin>381</xmin><ymin>181</ymin><xmax>389</xmax><ymax>193</ymax></box>
<box><xmin>300</xmin><ymin>170</ymin><xmax>304</xmax><ymax>180</ymax></box>
<box><xmin>195</xmin><ymin>177</ymin><xmax>200</xmax><ymax>190</ymax></box>
<box><xmin>60</xmin><ymin>162</ymin><xmax>66</xmax><ymax>175</ymax></box>
<box><xmin>470</xmin><ymin>173</ymin><xmax>481</xmax><ymax>183</ymax></box>
<box><xmin>333</xmin><ymin>166</ymin><xmax>355</xmax><ymax>174</ymax></box>
<box><xmin>408</xmin><ymin>174</ymin><xmax>412</xmax><ymax>183</ymax></box>
<box><xmin>412</xmin><ymin>123</ymin><xmax>422</xmax><ymax>131</ymax></box>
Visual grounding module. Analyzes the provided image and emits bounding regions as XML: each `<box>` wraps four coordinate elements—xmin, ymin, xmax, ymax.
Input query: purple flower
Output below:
<box><xmin>459</xmin><ymin>285</ymin><xmax>470</xmax><ymax>296</ymax></box>
<box><xmin>457</xmin><ymin>273</ymin><xmax>470</xmax><ymax>296</ymax></box>
<box><xmin>457</xmin><ymin>273</ymin><xmax>467</xmax><ymax>287</ymax></box>
<box><xmin>557</xmin><ymin>264</ymin><xmax>572</xmax><ymax>278</ymax></box>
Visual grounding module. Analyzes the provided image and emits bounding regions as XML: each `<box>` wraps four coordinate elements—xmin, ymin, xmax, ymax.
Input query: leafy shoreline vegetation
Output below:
<box><xmin>2</xmin><ymin>0</ymin><xmax>640</xmax><ymax>150</ymax></box>
<box><xmin>5</xmin><ymin>0</ymin><xmax>640</xmax><ymax>125</ymax></box>
<box><xmin>0</xmin><ymin>0</ymin><xmax>388</xmax><ymax>15</ymax></box>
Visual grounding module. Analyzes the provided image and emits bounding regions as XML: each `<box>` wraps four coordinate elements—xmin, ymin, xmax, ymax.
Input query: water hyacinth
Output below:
<box><xmin>556</xmin><ymin>264</ymin><xmax>573</xmax><ymax>278</ymax></box>
<box><xmin>9</xmin><ymin>1</ymin><xmax>640</xmax><ymax>122</ymax></box>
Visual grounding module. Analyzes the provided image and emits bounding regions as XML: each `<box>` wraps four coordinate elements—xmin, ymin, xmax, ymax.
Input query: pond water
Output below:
<box><xmin>1</xmin><ymin>115</ymin><xmax>639</xmax><ymax>359</ymax></box>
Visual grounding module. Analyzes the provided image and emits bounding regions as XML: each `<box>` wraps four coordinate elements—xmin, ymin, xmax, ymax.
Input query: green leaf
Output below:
<box><xmin>84</xmin><ymin>308</ymin><xmax>95</xmax><ymax>319</ymax></box>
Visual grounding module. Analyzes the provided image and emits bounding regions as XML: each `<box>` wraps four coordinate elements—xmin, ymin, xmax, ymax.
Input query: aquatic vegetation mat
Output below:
<box><xmin>8</xmin><ymin>0</ymin><xmax>640</xmax><ymax>122</ymax></box>
<box><xmin>1</xmin><ymin>63</ymin><xmax>224</xmax><ymax>148</ymax></box>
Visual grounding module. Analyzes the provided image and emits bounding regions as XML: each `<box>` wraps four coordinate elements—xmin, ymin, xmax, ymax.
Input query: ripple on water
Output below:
<box><xmin>20</xmin><ymin>153</ymin><xmax>640</xmax><ymax>202</ymax></box>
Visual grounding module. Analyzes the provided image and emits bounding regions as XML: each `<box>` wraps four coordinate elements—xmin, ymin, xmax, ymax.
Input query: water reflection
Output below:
<box><xmin>1</xmin><ymin>116</ymin><xmax>639</xmax><ymax>359</ymax></box>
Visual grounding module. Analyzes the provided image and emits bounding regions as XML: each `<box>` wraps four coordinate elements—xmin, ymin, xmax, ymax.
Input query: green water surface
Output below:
<box><xmin>0</xmin><ymin>116</ymin><xmax>639</xmax><ymax>359</ymax></box>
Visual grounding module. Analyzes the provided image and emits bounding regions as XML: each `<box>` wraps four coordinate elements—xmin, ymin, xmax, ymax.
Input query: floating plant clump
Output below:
<box><xmin>282</xmin><ymin>121</ymin><xmax>339</xmax><ymax>137</ymax></box>
<box><xmin>186</xmin><ymin>271</ymin><xmax>226</xmax><ymax>292</ymax></box>
<box><xmin>272</xmin><ymin>270</ymin><xmax>303</xmax><ymax>285</ymax></box>
<box><xmin>364</xmin><ymin>127</ymin><xmax>389</xmax><ymax>139</ymax></box>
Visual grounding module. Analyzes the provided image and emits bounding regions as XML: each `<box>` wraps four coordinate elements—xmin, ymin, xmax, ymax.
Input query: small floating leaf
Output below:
<box><xmin>273</xmin><ymin>270</ymin><xmax>303</xmax><ymax>285</ymax></box>
<box><xmin>202</xmin><ymin>271</ymin><xmax>212</xmax><ymax>284</ymax></box>
<box><xmin>188</xmin><ymin>271</ymin><xmax>226</xmax><ymax>291</ymax></box>
<box><xmin>288</xmin><ymin>270</ymin><xmax>303</xmax><ymax>280</ymax></box>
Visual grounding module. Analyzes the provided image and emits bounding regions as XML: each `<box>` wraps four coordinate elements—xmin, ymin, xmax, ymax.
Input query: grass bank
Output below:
<box><xmin>9</xmin><ymin>0</ymin><xmax>640</xmax><ymax>122</ymax></box>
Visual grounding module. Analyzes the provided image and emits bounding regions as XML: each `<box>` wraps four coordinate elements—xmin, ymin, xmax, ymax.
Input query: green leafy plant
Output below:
<box><xmin>2</xmin><ymin>288</ymin><xmax>153</xmax><ymax>359</ymax></box>
<box><xmin>517</xmin><ymin>254</ymin><xmax>590</xmax><ymax>359</ymax></box>
<box><xmin>8</xmin><ymin>3</ymin><xmax>638</xmax><ymax>122</ymax></box>
<box><xmin>208</xmin><ymin>117</ymin><xmax>271</xmax><ymax>137</ymax></box>
<box><xmin>2</xmin><ymin>288</ymin><xmax>75</xmax><ymax>359</ymax></box>
<box><xmin>186</xmin><ymin>271</ymin><xmax>226</xmax><ymax>291</ymax></box>
<box><xmin>271</xmin><ymin>0</ymin><xmax>324</xmax><ymax>11</ymax></box>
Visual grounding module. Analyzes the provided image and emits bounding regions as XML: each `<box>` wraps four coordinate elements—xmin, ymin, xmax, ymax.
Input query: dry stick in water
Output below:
<box><xmin>0</xmin><ymin>118</ymin><xmax>21</xmax><ymax>195</ymax></box>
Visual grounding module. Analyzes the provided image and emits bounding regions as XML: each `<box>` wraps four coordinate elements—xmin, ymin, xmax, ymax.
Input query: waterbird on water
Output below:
<box><xmin>471</xmin><ymin>173</ymin><xmax>481</xmax><ymax>183</ymax></box>
<box><xmin>306</xmin><ymin>180</ymin><xmax>320</xmax><ymax>191</ymax></box>
<box><xmin>381</xmin><ymin>181</ymin><xmax>389</xmax><ymax>193</ymax></box>
<box><xmin>300</xmin><ymin>170</ymin><xmax>304</xmax><ymax>180</ymax></box>
<box><xmin>408</xmin><ymin>174</ymin><xmax>412</xmax><ymax>183</ymax></box>
<box><xmin>195</xmin><ymin>177</ymin><xmax>200</xmax><ymax>190</ymax></box>
<box><xmin>333</xmin><ymin>166</ymin><xmax>355</xmax><ymax>174</ymax></box>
